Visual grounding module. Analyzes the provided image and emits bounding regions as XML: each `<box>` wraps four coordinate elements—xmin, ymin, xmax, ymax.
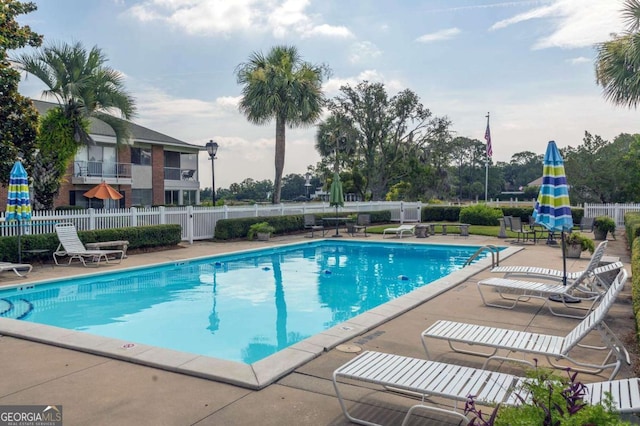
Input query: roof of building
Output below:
<box><xmin>31</xmin><ymin>99</ymin><xmax>203</xmax><ymax>150</ymax></box>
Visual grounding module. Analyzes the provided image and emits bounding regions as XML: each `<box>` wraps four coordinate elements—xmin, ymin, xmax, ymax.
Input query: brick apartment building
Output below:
<box><xmin>1</xmin><ymin>100</ymin><xmax>204</xmax><ymax>210</ymax></box>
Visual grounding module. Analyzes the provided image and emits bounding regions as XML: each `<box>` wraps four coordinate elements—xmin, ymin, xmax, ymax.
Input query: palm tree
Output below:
<box><xmin>595</xmin><ymin>0</ymin><xmax>640</xmax><ymax>108</ymax></box>
<box><xmin>236</xmin><ymin>45</ymin><xmax>328</xmax><ymax>204</ymax></box>
<box><xmin>14</xmin><ymin>41</ymin><xmax>136</xmax><ymax>144</ymax></box>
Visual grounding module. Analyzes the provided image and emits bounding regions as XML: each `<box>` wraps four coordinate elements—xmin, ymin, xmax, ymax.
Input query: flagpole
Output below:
<box><xmin>484</xmin><ymin>112</ymin><xmax>490</xmax><ymax>202</ymax></box>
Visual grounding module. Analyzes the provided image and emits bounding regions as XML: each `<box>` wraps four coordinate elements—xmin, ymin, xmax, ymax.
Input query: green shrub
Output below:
<box><xmin>459</xmin><ymin>204</ymin><xmax>503</xmax><ymax>226</ymax></box>
<box><xmin>466</xmin><ymin>366</ymin><xmax>630</xmax><ymax>425</ymax></box>
<box><xmin>564</xmin><ymin>232</ymin><xmax>595</xmax><ymax>253</ymax></box>
<box><xmin>595</xmin><ymin>216</ymin><xmax>616</xmax><ymax>237</ymax></box>
<box><xmin>0</xmin><ymin>224</ymin><xmax>182</xmax><ymax>263</ymax></box>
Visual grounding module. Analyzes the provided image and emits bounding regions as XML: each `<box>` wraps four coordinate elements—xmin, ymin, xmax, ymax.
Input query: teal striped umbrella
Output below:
<box><xmin>532</xmin><ymin>141</ymin><xmax>573</xmax><ymax>286</ymax></box>
<box><xmin>6</xmin><ymin>161</ymin><xmax>32</xmax><ymax>263</ymax></box>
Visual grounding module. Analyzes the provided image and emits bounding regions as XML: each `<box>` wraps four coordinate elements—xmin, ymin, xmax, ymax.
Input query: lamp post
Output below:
<box><xmin>206</xmin><ymin>140</ymin><xmax>219</xmax><ymax>205</ymax></box>
<box><xmin>304</xmin><ymin>172</ymin><xmax>311</xmax><ymax>199</ymax></box>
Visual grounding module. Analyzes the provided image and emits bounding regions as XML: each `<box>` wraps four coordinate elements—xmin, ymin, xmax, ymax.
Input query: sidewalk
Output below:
<box><xmin>0</xmin><ymin>233</ymin><xmax>635</xmax><ymax>425</ymax></box>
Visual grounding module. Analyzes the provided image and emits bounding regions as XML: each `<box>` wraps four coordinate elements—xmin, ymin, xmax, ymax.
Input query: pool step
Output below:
<box><xmin>0</xmin><ymin>298</ymin><xmax>33</xmax><ymax>320</ymax></box>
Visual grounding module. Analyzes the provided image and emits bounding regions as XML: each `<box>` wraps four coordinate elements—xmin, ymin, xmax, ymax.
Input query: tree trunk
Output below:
<box><xmin>273</xmin><ymin>116</ymin><xmax>286</xmax><ymax>204</ymax></box>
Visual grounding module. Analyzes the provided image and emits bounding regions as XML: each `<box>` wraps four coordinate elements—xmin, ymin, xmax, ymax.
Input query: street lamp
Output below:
<box><xmin>206</xmin><ymin>140</ymin><xmax>219</xmax><ymax>205</ymax></box>
<box><xmin>304</xmin><ymin>172</ymin><xmax>311</xmax><ymax>199</ymax></box>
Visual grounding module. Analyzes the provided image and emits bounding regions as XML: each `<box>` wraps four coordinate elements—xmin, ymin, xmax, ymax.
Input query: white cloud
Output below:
<box><xmin>324</xmin><ymin>70</ymin><xmax>404</xmax><ymax>95</ymax></box>
<box><xmin>415</xmin><ymin>27</ymin><xmax>461</xmax><ymax>43</ymax></box>
<box><xmin>490</xmin><ymin>0</ymin><xmax>626</xmax><ymax>49</ymax></box>
<box><xmin>126</xmin><ymin>0</ymin><xmax>353</xmax><ymax>39</ymax></box>
<box><xmin>567</xmin><ymin>56</ymin><xmax>591</xmax><ymax>64</ymax></box>
<box><xmin>349</xmin><ymin>41</ymin><xmax>382</xmax><ymax>64</ymax></box>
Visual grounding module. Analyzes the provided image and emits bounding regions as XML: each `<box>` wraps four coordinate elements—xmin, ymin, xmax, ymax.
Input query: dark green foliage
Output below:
<box><xmin>594</xmin><ymin>216</ymin><xmax>616</xmax><ymax>234</ymax></box>
<box><xmin>32</xmin><ymin>109</ymin><xmax>82</xmax><ymax>209</ymax></box>
<box><xmin>214</xmin><ymin>211</ymin><xmax>391</xmax><ymax>240</ymax></box>
<box><xmin>421</xmin><ymin>206</ymin><xmax>462</xmax><ymax>222</ymax></box>
<box><xmin>459</xmin><ymin>205</ymin><xmax>503</xmax><ymax>226</ymax></box>
<box><xmin>0</xmin><ymin>224</ymin><xmax>181</xmax><ymax>263</ymax></box>
<box><xmin>0</xmin><ymin>0</ymin><xmax>42</xmax><ymax>182</ymax></box>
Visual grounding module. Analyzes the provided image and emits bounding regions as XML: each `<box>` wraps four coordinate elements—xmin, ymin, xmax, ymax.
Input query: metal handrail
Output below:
<box><xmin>464</xmin><ymin>244</ymin><xmax>500</xmax><ymax>267</ymax></box>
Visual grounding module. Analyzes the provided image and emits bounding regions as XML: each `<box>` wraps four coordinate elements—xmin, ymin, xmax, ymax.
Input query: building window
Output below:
<box><xmin>182</xmin><ymin>190</ymin><xmax>196</xmax><ymax>205</ymax></box>
<box><xmin>165</xmin><ymin>190</ymin><xmax>179</xmax><ymax>206</ymax></box>
<box><xmin>132</xmin><ymin>189</ymin><xmax>153</xmax><ymax>207</ymax></box>
<box><xmin>131</xmin><ymin>147</ymin><xmax>151</xmax><ymax>165</ymax></box>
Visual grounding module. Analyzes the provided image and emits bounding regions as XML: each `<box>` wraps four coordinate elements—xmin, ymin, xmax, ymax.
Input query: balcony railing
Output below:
<box><xmin>75</xmin><ymin>161</ymin><xmax>131</xmax><ymax>179</ymax></box>
<box><xmin>165</xmin><ymin>167</ymin><xmax>197</xmax><ymax>181</ymax></box>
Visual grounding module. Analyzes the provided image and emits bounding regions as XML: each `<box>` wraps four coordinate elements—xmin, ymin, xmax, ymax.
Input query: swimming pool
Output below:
<box><xmin>0</xmin><ymin>240</ymin><xmax>514</xmax><ymax>389</ymax></box>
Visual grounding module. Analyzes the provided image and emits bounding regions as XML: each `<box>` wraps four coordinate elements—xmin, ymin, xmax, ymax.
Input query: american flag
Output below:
<box><xmin>484</xmin><ymin>121</ymin><xmax>493</xmax><ymax>158</ymax></box>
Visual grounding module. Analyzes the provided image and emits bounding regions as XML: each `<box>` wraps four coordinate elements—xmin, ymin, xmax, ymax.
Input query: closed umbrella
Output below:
<box><xmin>329</xmin><ymin>172</ymin><xmax>344</xmax><ymax>237</ymax></box>
<box><xmin>6</xmin><ymin>161</ymin><xmax>32</xmax><ymax>263</ymax></box>
<box><xmin>532</xmin><ymin>141</ymin><xmax>574</xmax><ymax>289</ymax></box>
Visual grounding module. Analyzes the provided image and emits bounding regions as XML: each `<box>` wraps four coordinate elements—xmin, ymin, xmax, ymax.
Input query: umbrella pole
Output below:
<box><xmin>17</xmin><ymin>219</ymin><xmax>22</xmax><ymax>264</ymax></box>
<box><xmin>561</xmin><ymin>230</ymin><xmax>567</xmax><ymax>286</ymax></box>
<box><xmin>549</xmin><ymin>230</ymin><xmax>581</xmax><ymax>304</ymax></box>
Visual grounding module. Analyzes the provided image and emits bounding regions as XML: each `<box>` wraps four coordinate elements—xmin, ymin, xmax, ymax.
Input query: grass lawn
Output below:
<box><xmin>368</xmin><ymin>223</ymin><xmax>562</xmax><ymax>239</ymax></box>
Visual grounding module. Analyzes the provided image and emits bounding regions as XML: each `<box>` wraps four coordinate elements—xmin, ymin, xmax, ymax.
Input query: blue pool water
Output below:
<box><xmin>0</xmin><ymin>240</ymin><xmax>490</xmax><ymax>364</ymax></box>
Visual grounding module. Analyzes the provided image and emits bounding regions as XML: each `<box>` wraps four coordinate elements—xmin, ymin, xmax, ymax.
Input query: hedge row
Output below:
<box><xmin>214</xmin><ymin>211</ymin><xmax>391</xmax><ymax>240</ymax></box>
<box><xmin>0</xmin><ymin>224</ymin><xmax>182</xmax><ymax>264</ymax></box>
<box><xmin>421</xmin><ymin>206</ymin><xmax>585</xmax><ymax>225</ymax></box>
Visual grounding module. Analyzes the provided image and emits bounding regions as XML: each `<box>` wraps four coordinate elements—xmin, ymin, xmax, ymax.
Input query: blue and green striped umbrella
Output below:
<box><xmin>532</xmin><ymin>141</ymin><xmax>573</xmax><ymax>286</ymax></box>
<box><xmin>6</xmin><ymin>161</ymin><xmax>31</xmax><ymax>222</ymax></box>
<box><xmin>6</xmin><ymin>161</ymin><xmax>31</xmax><ymax>263</ymax></box>
<box><xmin>532</xmin><ymin>141</ymin><xmax>573</xmax><ymax>232</ymax></box>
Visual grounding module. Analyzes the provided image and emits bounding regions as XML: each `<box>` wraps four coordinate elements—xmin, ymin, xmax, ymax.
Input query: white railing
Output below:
<box><xmin>583</xmin><ymin>203</ymin><xmax>640</xmax><ymax>227</ymax></box>
<box><xmin>0</xmin><ymin>201</ymin><xmax>423</xmax><ymax>242</ymax></box>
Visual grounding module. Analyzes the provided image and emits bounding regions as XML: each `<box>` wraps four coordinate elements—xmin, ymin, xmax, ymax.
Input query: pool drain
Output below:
<box><xmin>336</xmin><ymin>344</ymin><xmax>362</xmax><ymax>353</ymax></box>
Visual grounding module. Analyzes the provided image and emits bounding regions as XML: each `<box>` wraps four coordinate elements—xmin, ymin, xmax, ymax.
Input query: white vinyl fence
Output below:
<box><xmin>3</xmin><ymin>201</ymin><xmax>631</xmax><ymax>243</ymax></box>
<box><xmin>0</xmin><ymin>201</ymin><xmax>423</xmax><ymax>243</ymax></box>
<box><xmin>583</xmin><ymin>203</ymin><xmax>640</xmax><ymax>227</ymax></box>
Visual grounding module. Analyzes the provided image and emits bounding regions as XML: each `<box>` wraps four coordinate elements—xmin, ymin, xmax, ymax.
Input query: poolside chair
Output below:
<box><xmin>352</xmin><ymin>213</ymin><xmax>370</xmax><ymax>237</ymax></box>
<box><xmin>422</xmin><ymin>268</ymin><xmax>629</xmax><ymax>380</ymax></box>
<box><xmin>0</xmin><ymin>262</ymin><xmax>32</xmax><ymax>277</ymax></box>
<box><xmin>53</xmin><ymin>223</ymin><xmax>125</xmax><ymax>267</ymax></box>
<box><xmin>508</xmin><ymin>216</ymin><xmax>536</xmax><ymax>244</ymax></box>
<box><xmin>477</xmin><ymin>261</ymin><xmax>623</xmax><ymax>318</ymax></box>
<box><xmin>382</xmin><ymin>224</ymin><xmax>416</xmax><ymax>238</ymax></box>
<box><xmin>333</xmin><ymin>350</ymin><xmax>640</xmax><ymax>425</ymax></box>
<box><xmin>580</xmin><ymin>216</ymin><xmax>595</xmax><ymax>232</ymax></box>
<box><xmin>490</xmin><ymin>240</ymin><xmax>607</xmax><ymax>283</ymax></box>
<box><xmin>303</xmin><ymin>214</ymin><xmax>325</xmax><ymax>238</ymax></box>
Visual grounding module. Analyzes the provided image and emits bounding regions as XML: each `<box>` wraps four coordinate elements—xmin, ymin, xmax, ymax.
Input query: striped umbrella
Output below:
<box><xmin>532</xmin><ymin>141</ymin><xmax>573</xmax><ymax>286</ymax></box>
<box><xmin>5</xmin><ymin>161</ymin><xmax>32</xmax><ymax>263</ymax></box>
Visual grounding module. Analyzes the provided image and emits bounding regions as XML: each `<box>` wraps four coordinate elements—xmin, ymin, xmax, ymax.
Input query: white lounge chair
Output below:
<box><xmin>382</xmin><ymin>224</ymin><xmax>416</xmax><ymax>238</ymax></box>
<box><xmin>53</xmin><ymin>223</ymin><xmax>124</xmax><ymax>267</ymax></box>
<box><xmin>477</xmin><ymin>261</ymin><xmax>624</xmax><ymax>319</ymax></box>
<box><xmin>333</xmin><ymin>350</ymin><xmax>640</xmax><ymax>425</ymax></box>
<box><xmin>422</xmin><ymin>269</ymin><xmax>629</xmax><ymax>380</ymax></box>
<box><xmin>490</xmin><ymin>240</ymin><xmax>607</xmax><ymax>283</ymax></box>
<box><xmin>0</xmin><ymin>262</ymin><xmax>32</xmax><ymax>277</ymax></box>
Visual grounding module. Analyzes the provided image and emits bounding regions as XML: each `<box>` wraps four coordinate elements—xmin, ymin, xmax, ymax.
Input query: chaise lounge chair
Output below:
<box><xmin>382</xmin><ymin>224</ymin><xmax>416</xmax><ymax>239</ymax></box>
<box><xmin>0</xmin><ymin>262</ymin><xmax>32</xmax><ymax>277</ymax></box>
<box><xmin>490</xmin><ymin>240</ymin><xmax>607</xmax><ymax>283</ymax></box>
<box><xmin>422</xmin><ymin>268</ymin><xmax>629</xmax><ymax>380</ymax></box>
<box><xmin>53</xmin><ymin>223</ymin><xmax>125</xmax><ymax>267</ymax></box>
<box><xmin>333</xmin><ymin>350</ymin><xmax>640</xmax><ymax>425</ymax></box>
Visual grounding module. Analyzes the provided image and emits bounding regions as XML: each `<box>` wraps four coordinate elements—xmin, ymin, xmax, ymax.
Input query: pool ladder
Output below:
<box><xmin>464</xmin><ymin>245</ymin><xmax>500</xmax><ymax>268</ymax></box>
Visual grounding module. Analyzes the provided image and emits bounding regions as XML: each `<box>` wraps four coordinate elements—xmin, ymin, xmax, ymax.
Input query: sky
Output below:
<box><xmin>14</xmin><ymin>0</ymin><xmax>640</xmax><ymax>190</ymax></box>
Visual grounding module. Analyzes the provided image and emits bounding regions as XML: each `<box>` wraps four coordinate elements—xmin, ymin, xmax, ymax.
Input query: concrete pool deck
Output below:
<box><xmin>0</xmin><ymin>232</ymin><xmax>636</xmax><ymax>425</ymax></box>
